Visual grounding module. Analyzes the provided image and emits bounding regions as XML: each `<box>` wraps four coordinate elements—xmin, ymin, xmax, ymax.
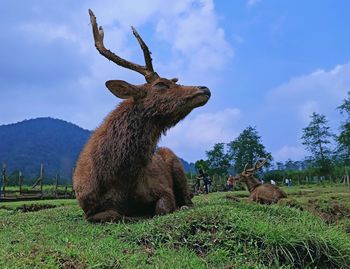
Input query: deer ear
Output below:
<box><xmin>105</xmin><ymin>80</ymin><xmax>142</xmax><ymax>99</ymax></box>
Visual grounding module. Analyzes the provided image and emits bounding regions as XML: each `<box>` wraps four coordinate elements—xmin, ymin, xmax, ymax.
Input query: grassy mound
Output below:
<box><xmin>0</xmin><ymin>189</ymin><xmax>349</xmax><ymax>268</ymax></box>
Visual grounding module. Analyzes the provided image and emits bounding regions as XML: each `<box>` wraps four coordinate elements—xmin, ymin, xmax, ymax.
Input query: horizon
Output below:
<box><xmin>1</xmin><ymin>1</ymin><xmax>349</xmax><ymax>163</ymax></box>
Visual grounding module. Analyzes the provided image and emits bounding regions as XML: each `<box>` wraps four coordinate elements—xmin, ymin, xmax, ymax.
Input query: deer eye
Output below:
<box><xmin>154</xmin><ymin>82</ymin><xmax>169</xmax><ymax>90</ymax></box>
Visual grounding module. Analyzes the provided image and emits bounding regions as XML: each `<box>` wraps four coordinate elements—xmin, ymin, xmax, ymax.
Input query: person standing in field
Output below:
<box><xmin>195</xmin><ymin>169</ymin><xmax>205</xmax><ymax>194</ymax></box>
<box><xmin>203</xmin><ymin>172</ymin><xmax>211</xmax><ymax>194</ymax></box>
<box><xmin>285</xmin><ymin>178</ymin><xmax>289</xmax><ymax>186</ymax></box>
<box><xmin>227</xmin><ymin>175</ymin><xmax>234</xmax><ymax>191</ymax></box>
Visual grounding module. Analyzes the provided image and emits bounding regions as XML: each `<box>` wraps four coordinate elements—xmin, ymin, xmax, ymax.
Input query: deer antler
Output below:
<box><xmin>88</xmin><ymin>9</ymin><xmax>159</xmax><ymax>83</ymax></box>
<box><xmin>254</xmin><ymin>158</ymin><xmax>267</xmax><ymax>171</ymax></box>
<box><xmin>243</xmin><ymin>158</ymin><xmax>267</xmax><ymax>174</ymax></box>
<box><xmin>243</xmin><ymin>163</ymin><xmax>250</xmax><ymax>174</ymax></box>
<box><xmin>243</xmin><ymin>163</ymin><xmax>255</xmax><ymax>173</ymax></box>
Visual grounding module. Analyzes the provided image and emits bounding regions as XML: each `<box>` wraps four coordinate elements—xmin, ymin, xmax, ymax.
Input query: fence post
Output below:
<box><xmin>216</xmin><ymin>175</ymin><xmax>219</xmax><ymax>192</ymax></box>
<box><xmin>19</xmin><ymin>171</ymin><xmax>23</xmax><ymax>195</ymax></box>
<box><xmin>2</xmin><ymin>163</ymin><xmax>6</xmax><ymax>198</ymax></box>
<box><xmin>40</xmin><ymin>163</ymin><xmax>43</xmax><ymax>198</ymax></box>
<box><xmin>55</xmin><ymin>173</ymin><xmax>59</xmax><ymax>198</ymax></box>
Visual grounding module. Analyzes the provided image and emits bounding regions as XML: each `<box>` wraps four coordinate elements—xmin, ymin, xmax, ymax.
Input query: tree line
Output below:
<box><xmin>194</xmin><ymin>92</ymin><xmax>350</xmax><ymax>184</ymax></box>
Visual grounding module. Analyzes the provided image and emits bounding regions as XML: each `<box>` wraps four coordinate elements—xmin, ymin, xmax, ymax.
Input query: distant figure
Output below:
<box><xmin>284</xmin><ymin>178</ymin><xmax>289</xmax><ymax>186</ymax></box>
<box><xmin>227</xmin><ymin>175</ymin><xmax>234</xmax><ymax>192</ymax></box>
<box><xmin>208</xmin><ymin>177</ymin><xmax>212</xmax><ymax>192</ymax></box>
<box><xmin>288</xmin><ymin>178</ymin><xmax>292</xmax><ymax>187</ymax></box>
<box><xmin>260</xmin><ymin>179</ymin><xmax>265</xmax><ymax>184</ymax></box>
<box><xmin>196</xmin><ymin>169</ymin><xmax>205</xmax><ymax>194</ymax></box>
<box><xmin>270</xmin><ymin>179</ymin><xmax>276</xmax><ymax>185</ymax></box>
<box><xmin>203</xmin><ymin>173</ymin><xmax>212</xmax><ymax>194</ymax></box>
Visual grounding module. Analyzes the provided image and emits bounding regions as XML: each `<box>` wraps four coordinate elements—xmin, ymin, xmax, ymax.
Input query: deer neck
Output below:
<box><xmin>99</xmin><ymin>100</ymin><xmax>162</xmax><ymax>180</ymax></box>
<box><xmin>244</xmin><ymin>176</ymin><xmax>261</xmax><ymax>193</ymax></box>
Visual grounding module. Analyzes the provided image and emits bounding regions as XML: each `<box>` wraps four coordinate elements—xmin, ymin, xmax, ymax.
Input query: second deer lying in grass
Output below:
<box><xmin>234</xmin><ymin>159</ymin><xmax>287</xmax><ymax>204</ymax></box>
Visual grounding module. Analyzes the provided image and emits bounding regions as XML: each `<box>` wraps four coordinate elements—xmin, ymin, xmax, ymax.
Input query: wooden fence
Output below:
<box><xmin>0</xmin><ymin>164</ymin><xmax>75</xmax><ymax>202</ymax></box>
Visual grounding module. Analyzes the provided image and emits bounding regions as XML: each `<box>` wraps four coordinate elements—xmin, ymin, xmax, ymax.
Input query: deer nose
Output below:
<box><xmin>198</xmin><ymin>86</ymin><xmax>211</xmax><ymax>98</ymax></box>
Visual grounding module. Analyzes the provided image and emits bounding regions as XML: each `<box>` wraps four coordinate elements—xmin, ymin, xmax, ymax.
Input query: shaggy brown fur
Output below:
<box><xmin>235</xmin><ymin>159</ymin><xmax>287</xmax><ymax>204</ymax></box>
<box><xmin>73</xmin><ymin>10</ymin><xmax>211</xmax><ymax>222</ymax></box>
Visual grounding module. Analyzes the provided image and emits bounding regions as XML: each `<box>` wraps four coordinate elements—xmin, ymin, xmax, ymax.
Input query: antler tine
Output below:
<box><xmin>243</xmin><ymin>163</ymin><xmax>250</xmax><ymax>173</ymax></box>
<box><xmin>255</xmin><ymin>158</ymin><xmax>267</xmax><ymax>170</ymax></box>
<box><xmin>253</xmin><ymin>160</ymin><xmax>259</xmax><ymax>170</ymax></box>
<box><xmin>131</xmin><ymin>26</ymin><xmax>159</xmax><ymax>83</ymax></box>
<box><xmin>243</xmin><ymin>161</ymin><xmax>257</xmax><ymax>173</ymax></box>
<box><xmin>131</xmin><ymin>26</ymin><xmax>154</xmax><ymax>72</ymax></box>
<box><xmin>88</xmin><ymin>9</ymin><xmax>157</xmax><ymax>82</ymax></box>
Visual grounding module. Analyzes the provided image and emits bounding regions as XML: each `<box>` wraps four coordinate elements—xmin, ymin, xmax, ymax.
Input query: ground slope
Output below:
<box><xmin>0</xmin><ymin>185</ymin><xmax>349</xmax><ymax>268</ymax></box>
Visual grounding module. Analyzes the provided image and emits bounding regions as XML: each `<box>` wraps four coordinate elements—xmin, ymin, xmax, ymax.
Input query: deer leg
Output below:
<box><xmin>248</xmin><ymin>193</ymin><xmax>257</xmax><ymax>203</ymax></box>
<box><xmin>87</xmin><ymin>209</ymin><xmax>122</xmax><ymax>223</ymax></box>
<box><xmin>171</xmin><ymin>166</ymin><xmax>194</xmax><ymax>208</ymax></box>
<box><xmin>156</xmin><ymin>148</ymin><xmax>193</xmax><ymax>208</ymax></box>
<box><xmin>155</xmin><ymin>191</ymin><xmax>176</xmax><ymax>215</ymax></box>
<box><xmin>87</xmin><ymin>210</ymin><xmax>143</xmax><ymax>223</ymax></box>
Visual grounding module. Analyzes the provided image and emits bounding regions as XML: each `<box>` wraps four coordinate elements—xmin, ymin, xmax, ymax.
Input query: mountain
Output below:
<box><xmin>0</xmin><ymin>117</ymin><xmax>91</xmax><ymax>184</ymax></box>
<box><xmin>0</xmin><ymin>117</ymin><xmax>195</xmax><ymax>184</ymax></box>
<box><xmin>179</xmin><ymin>158</ymin><xmax>196</xmax><ymax>174</ymax></box>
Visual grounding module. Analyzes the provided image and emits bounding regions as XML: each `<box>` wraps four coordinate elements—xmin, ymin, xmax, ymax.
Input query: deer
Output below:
<box><xmin>234</xmin><ymin>159</ymin><xmax>287</xmax><ymax>204</ymax></box>
<box><xmin>73</xmin><ymin>10</ymin><xmax>211</xmax><ymax>222</ymax></box>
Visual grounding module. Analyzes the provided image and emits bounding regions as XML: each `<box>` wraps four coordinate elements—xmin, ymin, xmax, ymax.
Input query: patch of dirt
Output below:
<box><xmin>307</xmin><ymin>199</ymin><xmax>350</xmax><ymax>224</ymax></box>
<box><xmin>293</xmin><ymin>190</ymin><xmax>315</xmax><ymax>196</ymax></box>
<box><xmin>57</xmin><ymin>256</ymin><xmax>87</xmax><ymax>269</ymax></box>
<box><xmin>225</xmin><ymin>195</ymin><xmax>241</xmax><ymax>202</ymax></box>
<box><xmin>136</xmin><ymin>218</ymin><xmax>223</xmax><ymax>256</ymax></box>
<box><xmin>17</xmin><ymin>204</ymin><xmax>57</xmax><ymax>212</ymax></box>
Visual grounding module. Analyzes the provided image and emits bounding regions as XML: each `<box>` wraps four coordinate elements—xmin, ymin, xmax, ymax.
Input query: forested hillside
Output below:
<box><xmin>0</xmin><ymin>117</ymin><xmax>91</xmax><ymax>183</ymax></box>
<box><xmin>0</xmin><ymin>117</ymin><xmax>195</xmax><ymax>184</ymax></box>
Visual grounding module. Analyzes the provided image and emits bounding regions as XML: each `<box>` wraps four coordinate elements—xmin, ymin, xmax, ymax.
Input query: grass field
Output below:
<box><xmin>0</xmin><ymin>185</ymin><xmax>349</xmax><ymax>268</ymax></box>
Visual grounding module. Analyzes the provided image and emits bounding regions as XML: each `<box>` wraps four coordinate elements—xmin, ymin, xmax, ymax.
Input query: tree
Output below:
<box><xmin>336</xmin><ymin>92</ymin><xmax>350</xmax><ymax>165</ymax></box>
<box><xmin>227</xmin><ymin>126</ymin><xmax>272</xmax><ymax>174</ymax></box>
<box><xmin>194</xmin><ymin>159</ymin><xmax>210</xmax><ymax>174</ymax></box>
<box><xmin>284</xmin><ymin>159</ymin><xmax>301</xmax><ymax>171</ymax></box>
<box><xmin>301</xmin><ymin>112</ymin><xmax>333</xmax><ymax>177</ymax></box>
<box><xmin>275</xmin><ymin>162</ymin><xmax>284</xmax><ymax>171</ymax></box>
<box><xmin>205</xmin><ymin>143</ymin><xmax>231</xmax><ymax>176</ymax></box>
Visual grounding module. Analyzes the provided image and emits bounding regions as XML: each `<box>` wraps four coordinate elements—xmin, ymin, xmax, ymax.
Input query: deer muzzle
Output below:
<box><xmin>198</xmin><ymin>86</ymin><xmax>211</xmax><ymax>98</ymax></box>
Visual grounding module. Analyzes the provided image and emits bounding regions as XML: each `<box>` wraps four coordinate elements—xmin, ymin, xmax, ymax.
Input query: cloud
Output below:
<box><xmin>266</xmin><ymin>63</ymin><xmax>350</xmax><ymax>124</ymax></box>
<box><xmin>155</xmin><ymin>0</ymin><xmax>233</xmax><ymax>73</ymax></box>
<box><xmin>0</xmin><ymin>0</ymin><xmax>233</xmax><ymax>134</ymax></box>
<box><xmin>86</xmin><ymin>0</ymin><xmax>233</xmax><ymax>84</ymax></box>
<box><xmin>259</xmin><ymin>63</ymin><xmax>350</xmax><ymax>162</ymax></box>
<box><xmin>18</xmin><ymin>23</ymin><xmax>89</xmax><ymax>53</ymax></box>
<box><xmin>247</xmin><ymin>0</ymin><xmax>262</xmax><ymax>8</ymax></box>
<box><xmin>19</xmin><ymin>23</ymin><xmax>77</xmax><ymax>43</ymax></box>
<box><xmin>273</xmin><ymin>145</ymin><xmax>306</xmax><ymax>162</ymax></box>
<box><xmin>160</xmin><ymin>108</ymin><xmax>241</xmax><ymax>161</ymax></box>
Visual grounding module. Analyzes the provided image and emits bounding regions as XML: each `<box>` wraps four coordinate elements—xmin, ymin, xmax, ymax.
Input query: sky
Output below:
<box><xmin>0</xmin><ymin>0</ymin><xmax>350</xmax><ymax>163</ymax></box>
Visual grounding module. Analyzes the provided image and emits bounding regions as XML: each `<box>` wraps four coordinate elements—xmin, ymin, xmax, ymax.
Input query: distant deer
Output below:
<box><xmin>234</xmin><ymin>159</ymin><xmax>287</xmax><ymax>204</ymax></box>
<box><xmin>73</xmin><ymin>10</ymin><xmax>211</xmax><ymax>222</ymax></box>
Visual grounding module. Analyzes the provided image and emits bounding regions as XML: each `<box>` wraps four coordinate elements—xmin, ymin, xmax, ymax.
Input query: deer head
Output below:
<box><xmin>234</xmin><ymin>158</ymin><xmax>267</xmax><ymax>184</ymax></box>
<box><xmin>89</xmin><ymin>10</ymin><xmax>211</xmax><ymax>127</ymax></box>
